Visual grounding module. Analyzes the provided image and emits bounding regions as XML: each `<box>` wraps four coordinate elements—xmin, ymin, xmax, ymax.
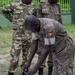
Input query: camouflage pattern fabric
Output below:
<box><xmin>32</xmin><ymin>18</ymin><xmax>75</xmax><ymax>75</ymax></box>
<box><xmin>36</xmin><ymin>0</ymin><xmax>62</xmax><ymax>24</ymax></box>
<box><xmin>2</xmin><ymin>1</ymin><xmax>34</xmax><ymax>72</ymax></box>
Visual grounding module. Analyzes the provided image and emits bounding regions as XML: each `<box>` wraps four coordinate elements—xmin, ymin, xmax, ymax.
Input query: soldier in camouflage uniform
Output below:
<box><xmin>23</xmin><ymin>15</ymin><xmax>75</xmax><ymax>75</ymax></box>
<box><xmin>34</xmin><ymin>0</ymin><xmax>63</xmax><ymax>75</ymax></box>
<box><xmin>2</xmin><ymin>0</ymin><xmax>34</xmax><ymax>75</ymax></box>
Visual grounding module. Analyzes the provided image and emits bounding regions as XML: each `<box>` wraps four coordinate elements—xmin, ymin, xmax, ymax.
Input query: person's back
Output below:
<box><xmin>39</xmin><ymin>18</ymin><xmax>67</xmax><ymax>41</ymax></box>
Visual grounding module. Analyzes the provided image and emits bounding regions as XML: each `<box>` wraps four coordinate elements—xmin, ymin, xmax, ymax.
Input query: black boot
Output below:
<box><xmin>38</xmin><ymin>68</ymin><xmax>43</xmax><ymax>75</ymax></box>
<box><xmin>48</xmin><ymin>67</ymin><xmax>52</xmax><ymax>75</ymax></box>
<box><xmin>22</xmin><ymin>72</ymin><xmax>25</xmax><ymax>75</ymax></box>
<box><xmin>8</xmin><ymin>72</ymin><xmax>14</xmax><ymax>75</ymax></box>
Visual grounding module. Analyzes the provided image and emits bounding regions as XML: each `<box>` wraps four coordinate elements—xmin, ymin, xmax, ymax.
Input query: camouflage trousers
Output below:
<box><xmin>51</xmin><ymin>39</ymin><xmax>74</xmax><ymax>75</ymax></box>
<box><xmin>9</xmin><ymin>28</ymin><xmax>31</xmax><ymax>72</ymax></box>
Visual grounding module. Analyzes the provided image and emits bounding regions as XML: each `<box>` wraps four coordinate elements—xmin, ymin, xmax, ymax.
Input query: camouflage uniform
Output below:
<box><xmin>2</xmin><ymin>5</ymin><xmax>13</xmax><ymax>22</ymax></box>
<box><xmin>35</xmin><ymin>0</ymin><xmax>63</xmax><ymax>68</ymax></box>
<box><xmin>32</xmin><ymin>18</ymin><xmax>75</xmax><ymax>75</ymax></box>
<box><xmin>2</xmin><ymin>1</ymin><xmax>34</xmax><ymax>72</ymax></box>
<box><xmin>36</xmin><ymin>0</ymin><xmax>62</xmax><ymax>24</ymax></box>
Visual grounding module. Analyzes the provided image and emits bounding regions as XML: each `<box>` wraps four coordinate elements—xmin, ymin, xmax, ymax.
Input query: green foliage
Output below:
<box><xmin>58</xmin><ymin>0</ymin><xmax>70</xmax><ymax>12</ymax></box>
<box><xmin>32</xmin><ymin>0</ymin><xmax>40</xmax><ymax>7</ymax></box>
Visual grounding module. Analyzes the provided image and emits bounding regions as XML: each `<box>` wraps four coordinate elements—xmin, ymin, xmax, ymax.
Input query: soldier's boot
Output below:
<box><xmin>8</xmin><ymin>72</ymin><xmax>14</xmax><ymax>75</ymax></box>
<box><xmin>22</xmin><ymin>72</ymin><xmax>25</xmax><ymax>75</ymax></box>
<box><xmin>48</xmin><ymin>67</ymin><xmax>52</xmax><ymax>75</ymax></box>
<box><xmin>38</xmin><ymin>68</ymin><xmax>43</xmax><ymax>75</ymax></box>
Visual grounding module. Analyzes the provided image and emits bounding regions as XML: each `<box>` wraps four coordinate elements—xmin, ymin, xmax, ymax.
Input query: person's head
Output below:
<box><xmin>50</xmin><ymin>0</ymin><xmax>58</xmax><ymax>4</ymax></box>
<box><xmin>24</xmin><ymin>15</ymin><xmax>40</xmax><ymax>33</ymax></box>
<box><xmin>21</xmin><ymin>0</ymin><xmax>32</xmax><ymax>4</ymax></box>
<box><xmin>48</xmin><ymin>0</ymin><xmax>51</xmax><ymax>4</ymax></box>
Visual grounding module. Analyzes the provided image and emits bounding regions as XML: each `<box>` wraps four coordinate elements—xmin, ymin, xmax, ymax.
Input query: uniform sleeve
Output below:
<box><xmin>44</xmin><ymin>24</ymin><xmax>56</xmax><ymax>45</ymax></box>
<box><xmin>2</xmin><ymin>4</ymin><xmax>13</xmax><ymax>22</ymax></box>
<box><xmin>32</xmin><ymin>33</ymin><xmax>39</xmax><ymax>40</ymax></box>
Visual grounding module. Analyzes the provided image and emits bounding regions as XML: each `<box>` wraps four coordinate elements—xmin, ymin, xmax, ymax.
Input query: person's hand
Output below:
<box><xmin>22</xmin><ymin>62</ymin><xmax>30</xmax><ymax>72</ymax></box>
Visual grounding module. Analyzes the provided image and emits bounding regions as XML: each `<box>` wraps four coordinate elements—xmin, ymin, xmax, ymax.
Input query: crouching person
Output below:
<box><xmin>23</xmin><ymin>15</ymin><xmax>75</xmax><ymax>75</ymax></box>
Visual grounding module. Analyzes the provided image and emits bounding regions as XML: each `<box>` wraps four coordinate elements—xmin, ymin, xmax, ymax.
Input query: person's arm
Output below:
<box><xmin>23</xmin><ymin>33</ymin><xmax>39</xmax><ymax>71</ymax></box>
<box><xmin>28</xmin><ymin>24</ymin><xmax>56</xmax><ymax>75</ymax></box>
<box><xmin>1</xmin><ymin>4</ymin><xmax>13</xmax><ymax>22</ymax></box>
<box><xmin>27</xmin><ymin>40</ymin><xmax>38</xmax><ymax>64</ymax></box>
<box><xmin>28</xmin><ymin>45</ymin><xmax>50</xmax><ymax>74</ymax></box>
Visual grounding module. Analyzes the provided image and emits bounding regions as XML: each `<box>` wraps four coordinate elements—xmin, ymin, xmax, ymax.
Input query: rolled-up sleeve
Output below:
<box><xmin>32</xmin><ymin>33</ymin><xmax>39</xmax><ymax>40</ymax></box>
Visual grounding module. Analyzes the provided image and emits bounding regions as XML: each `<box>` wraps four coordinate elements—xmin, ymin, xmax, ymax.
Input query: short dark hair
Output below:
<box><xmin>24</xmin><ymin>15</ymin><xmax>40</xmax><ymax>32</ymax></box>
<box><xmin>51</xmin><ymin>0</ymin><xmax>58</xmax><ymax>4</ymax></box>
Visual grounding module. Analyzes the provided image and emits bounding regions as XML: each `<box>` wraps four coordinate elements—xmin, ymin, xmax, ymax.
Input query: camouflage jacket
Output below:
<box><xmin>35</xmin><ymin>0</ymin><xmax>63</xmax><ymax>24</ymax></box>
<box><xmin>2</xmin><ymin>2</ymin><xmax>34</xmax><ymax>22</ymax></box>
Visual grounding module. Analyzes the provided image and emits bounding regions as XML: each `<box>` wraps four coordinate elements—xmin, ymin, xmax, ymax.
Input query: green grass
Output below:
<box><xmin>0</xmin><ymin>28</ymin><xmax>12</xmax><ymax>50</ymax></box>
